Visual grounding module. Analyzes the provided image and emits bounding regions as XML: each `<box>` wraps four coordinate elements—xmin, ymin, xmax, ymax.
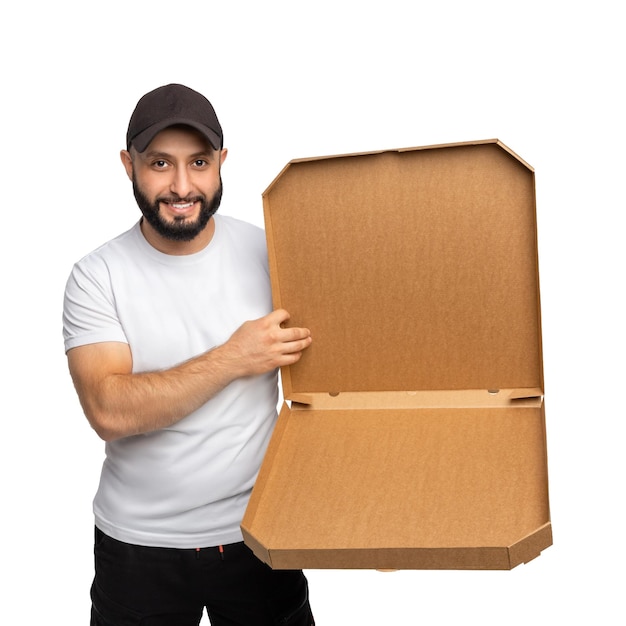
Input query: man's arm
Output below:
<box><xmin>67</xmin><ymin>309</ymin><xmax>311</xmax><ymax>442</ymax></box>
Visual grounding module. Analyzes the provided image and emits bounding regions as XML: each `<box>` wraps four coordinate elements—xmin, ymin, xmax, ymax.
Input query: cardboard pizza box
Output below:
<box><xmin>241</xmin><ymin>139</ymin><xmax>552</xmax><ymax>570</ymax></box>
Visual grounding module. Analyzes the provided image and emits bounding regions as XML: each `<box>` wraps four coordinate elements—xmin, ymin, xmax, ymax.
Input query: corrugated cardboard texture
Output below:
<box><xmin>243</xmin><ymin>140</ymin><xmax>551</xmax><ymax>569</ymax></box>
<box><xmin>243</xmin><ymin>402</ymin><xmax>550</xmax><ymax>569</ymax></box>
<box><xmin>263</xmin><ymin>140</ymin><xmax>543</xmax><ymax>397</ymax></box>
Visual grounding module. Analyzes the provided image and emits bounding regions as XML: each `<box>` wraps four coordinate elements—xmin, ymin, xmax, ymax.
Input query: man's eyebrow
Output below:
<box><xmin>142</xmin><ymin>149</ymin><xmax>216</xmax><ymax>161</ymax></box>
<box><xmin>190</xmin><ymin>150</ymin><xmax>216</xmax><ymax>161</ymax></box>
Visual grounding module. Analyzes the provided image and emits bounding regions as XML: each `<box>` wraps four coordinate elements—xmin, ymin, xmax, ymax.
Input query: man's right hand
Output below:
<box><xmin>217</xmin><ymin>309</ymin><xmax>312</xmax><ymax>378</ymax></box>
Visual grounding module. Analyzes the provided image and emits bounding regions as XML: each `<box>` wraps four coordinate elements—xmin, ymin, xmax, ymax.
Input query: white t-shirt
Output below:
<box><xmin>63</xmin><ymin>215</ymin><xmax>278</xmax><ymax>549</ymax></box>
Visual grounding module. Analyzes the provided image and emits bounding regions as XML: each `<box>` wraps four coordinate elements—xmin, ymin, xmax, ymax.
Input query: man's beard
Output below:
<box><xmin>132</xmin><ymin>176</ymin><xmax>223</xmax><ymax>242</ymax></box>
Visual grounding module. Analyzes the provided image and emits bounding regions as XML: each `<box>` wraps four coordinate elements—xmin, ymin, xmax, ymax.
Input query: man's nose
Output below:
<box><xmin>170</xmin><ymin>167</ymin><xmax>193</xmax><ymax>198</ymax></box>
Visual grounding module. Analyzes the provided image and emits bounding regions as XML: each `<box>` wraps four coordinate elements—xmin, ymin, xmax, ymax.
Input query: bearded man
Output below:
<box><xmin>63</xmin><ymin>84</ymin><xmax>314</xmax><ymax>626</ymax></box>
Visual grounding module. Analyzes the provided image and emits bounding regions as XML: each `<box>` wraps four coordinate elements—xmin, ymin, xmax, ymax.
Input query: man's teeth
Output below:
<box><xmin>171</xmin><ymin>202</ymin><xmax>194</xmax><ymax>209</ymax></box>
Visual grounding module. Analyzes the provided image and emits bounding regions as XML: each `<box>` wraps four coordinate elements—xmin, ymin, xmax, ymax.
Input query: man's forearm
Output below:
<box><xmin>91</xmin><ymin>347</ymin><xmax>240</xmax><ymax>441</ymax></box>
<box><xmin>69</xmin><ymin>309</ymin><xmax>312</xmax><ymax>442</ymax></box>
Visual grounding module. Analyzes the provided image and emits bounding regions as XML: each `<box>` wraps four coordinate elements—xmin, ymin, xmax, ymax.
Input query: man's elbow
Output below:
<box><xmin>85</xmin><ymin>408</ymin><xmax>128</xmax><ymax>442</ymax></box>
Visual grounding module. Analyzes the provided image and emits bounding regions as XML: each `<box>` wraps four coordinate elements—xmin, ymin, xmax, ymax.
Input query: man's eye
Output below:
<box><xmin>153</xmin><ymin>160</ymin><xmax>167</xmax><ymax>168</ymax></box>
<box><xmin>194</xmin><ymin>159</ymin><xmax>207</xmax><ymax>167</ymax></box>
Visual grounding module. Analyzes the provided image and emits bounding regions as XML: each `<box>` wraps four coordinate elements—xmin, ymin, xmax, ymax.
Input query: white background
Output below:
<box><xmin>2</xmin><ymin>1</ymin><xmax>624</xmax><ymax>623</ymax></box>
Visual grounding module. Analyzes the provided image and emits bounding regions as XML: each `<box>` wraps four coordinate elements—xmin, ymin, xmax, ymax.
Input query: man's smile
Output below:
<box><xmin>161</xmin><ymin>199</ymin><xmax>200</xmax><ymax>216</ymax></box>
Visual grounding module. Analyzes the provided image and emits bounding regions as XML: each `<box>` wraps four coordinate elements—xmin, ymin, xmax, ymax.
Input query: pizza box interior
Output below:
<box><xmin>241</xmin><ymin>139</ymin><xmax>552</xmax><ymax>570</ymax></box>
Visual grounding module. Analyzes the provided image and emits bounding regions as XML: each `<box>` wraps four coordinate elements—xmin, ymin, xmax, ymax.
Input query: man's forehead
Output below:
<box><xmin>136</xmin><ymin>124</ymin><xmax>217</xmax><ymax>156</ymax></box>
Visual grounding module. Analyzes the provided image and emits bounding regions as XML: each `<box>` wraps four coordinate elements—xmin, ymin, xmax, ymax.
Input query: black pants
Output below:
<box><xmin>91</xmin><ymin>527</ymin><xmax>314</xmax><ymax>626</ymax></box>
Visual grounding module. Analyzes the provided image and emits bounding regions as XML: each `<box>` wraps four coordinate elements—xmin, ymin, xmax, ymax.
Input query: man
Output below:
<box><xmin>63</xmin><ymin>84</ymin><xmax>315</xmax><ymax>625</ymax></box>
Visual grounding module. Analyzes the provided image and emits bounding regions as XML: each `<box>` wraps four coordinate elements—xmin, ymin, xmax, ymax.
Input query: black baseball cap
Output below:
<box><xmin>126</xmin><ymin>84</ymin><xmax>223</xmax><ymax>152</ymax></box>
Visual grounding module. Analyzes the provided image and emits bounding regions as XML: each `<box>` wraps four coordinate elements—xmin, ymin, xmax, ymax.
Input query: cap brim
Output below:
<box><xmin>130</xmin><ymin>118</ymin><xmax>222</xmax><ymax>152</ymax></box>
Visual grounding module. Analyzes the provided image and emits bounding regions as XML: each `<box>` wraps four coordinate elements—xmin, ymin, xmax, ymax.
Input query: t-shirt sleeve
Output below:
<box><xmin>62</xmin><ymin>256</ymin><xmax>128</xmax><ymax>353</ymax></box>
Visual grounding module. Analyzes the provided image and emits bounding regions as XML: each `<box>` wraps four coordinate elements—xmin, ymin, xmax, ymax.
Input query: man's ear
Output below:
<box><xmin>219</xmin><ymin>147</ymin><xmax>228</xmax><ymax>166</ymax></box>
<box><xmin>120</xmin><ymin>149</ymin><xmax>134</xmax><ymax>181</ymax></box>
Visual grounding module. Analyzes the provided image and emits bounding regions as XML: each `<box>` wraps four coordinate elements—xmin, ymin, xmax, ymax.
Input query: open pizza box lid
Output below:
<box><xmin>242</xmin><ymin>139</ymin><xmax>552</xmax><ymax>570</ymax></box>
